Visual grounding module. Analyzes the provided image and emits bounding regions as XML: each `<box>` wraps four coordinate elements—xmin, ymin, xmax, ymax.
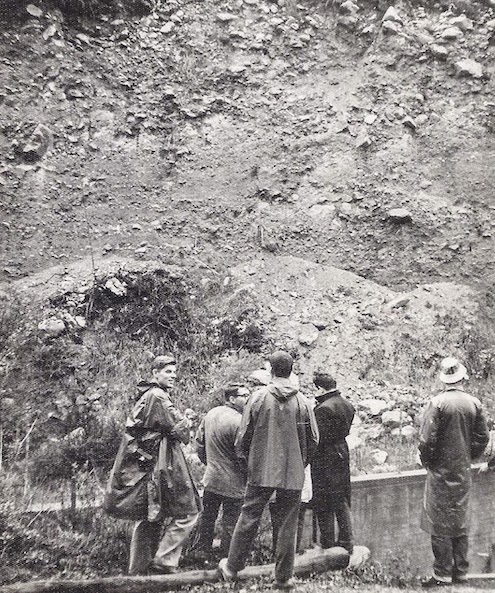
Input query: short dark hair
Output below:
<box><xmin>268</xmin><ymin>351</ymin><xmax>293</xmax><ymax>378</ymax></box>
<box><xmin>313</xmin><ymin>372</ymin><xmax>336</xmax><ymax>391</ymax></box>
<box><xmin>151</xmin><ymin>354</ymin><xmax>176</xmax><ymax>370</ymax></box>
<box><xmin>224</xmin><ymin>383</ymin><xmax>244</xmax><ymax>400</ymax></box>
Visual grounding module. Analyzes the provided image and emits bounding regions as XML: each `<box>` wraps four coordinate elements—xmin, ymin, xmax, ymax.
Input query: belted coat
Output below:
<box><xmin>419</xmin><ymin>386</ymin><xmax>488</xmax><ymax>537</ymax></box>
<box><xmin>104</xmin><ymin>382</ymin><xmax>201</xmax><ymax>521</ymax></box>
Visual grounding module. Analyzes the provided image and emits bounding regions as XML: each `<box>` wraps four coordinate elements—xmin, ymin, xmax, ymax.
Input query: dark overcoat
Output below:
<box><xmin>311</xmin><ymin>390</ymin><xmax>355</xmax><ymax>511</ymax></box>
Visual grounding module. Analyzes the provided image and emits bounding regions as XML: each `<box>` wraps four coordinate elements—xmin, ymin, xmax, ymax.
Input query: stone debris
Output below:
<box><xmin>370</xmin><ymin>449</ymin><xmax>388</xmax><ymax>465</ymax></box>
<box><xmin>382</xmin><ymin>20</ymin><xmax>400</xmax><ymax>34</ymax></box>
<box><xmin>382</xmin><ymin>6</ymin><xmax>402</xmax><ymax>23</ymax></box>
<box><xmin>387</xmin><ymin>294</ymin><xmax>410</xmax><ymax>309</ymax></box>
<box><xmin>391</xmin><ymin>425</ymin><xmax>417</xmax><ymax>439</ymax></box>
<box><xmin>440</xmin><ymin>27</ymin><xmax>463</xmax><ymax>40</ymax></box>
<box><xmin>104</xmin><ymin>277</ymin><xmax>127</xmax><ymax>296</ymax></box>
<box><xmin>356</xmin><ymin>131</ymin><xmax>371</xmax><ymax>148</ymax></box>
<box><xmin>22</xmin><ymin>124</ymin><xmax>53</xmax><ymax>162</ymax></box>
<box><xmin>360</xmin><ymin>399</ymin><xmax>389</xmax><ymax>416</ymax></box>
<box><xmin>450</xmin><ymin>16</ymin><xmax>473</xmax><ymax>32</ymax></box>
<box><xmin>387</xmin><ymin>208</ymin><xmax>412</xmax><ymax>223</ymax></box>
<box><xmin>381</xmin><ymin>409</ymin><xmax>413</xmax><ymax>429</ymax></box>
<box><xmin>298</xmin><ymin>323</ymin><xmax>319</xmax><ymax>346</ymax></box>
<box><xmin>38</xmin><ymin>318</ymin><xmax>66</xmax><ymax>337</ymax></box>
<box><xmin>455</xmin><ymin>59</ymin><xmax>483</xmax><ymax>79</ymax></box>
<box><xmin>430</xmin><ymin>44</ymin><xmax>449</xmax><ymax>59</ymax></box>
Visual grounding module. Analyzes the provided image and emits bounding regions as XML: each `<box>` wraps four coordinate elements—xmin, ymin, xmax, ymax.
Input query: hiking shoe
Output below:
<box><xmin>272</xmin><ymin>579</ymin><xmax>295</xmax><ymax>590</ymax></box>
<box><xmin>421</xmin><ymin>576</ymin><xmax>451</xmax><ymax>588</ymax></box>
<box><xmin>218</xmin><ymin>558</ymin><xmax>237</xmax><ymax>582</ymax></box>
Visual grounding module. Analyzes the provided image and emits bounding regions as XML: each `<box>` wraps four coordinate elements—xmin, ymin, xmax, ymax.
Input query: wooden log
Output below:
<box><xmin>0</xmin><ymin>547</ymin><xmax>349</xmax><ymax>593</ymax></box>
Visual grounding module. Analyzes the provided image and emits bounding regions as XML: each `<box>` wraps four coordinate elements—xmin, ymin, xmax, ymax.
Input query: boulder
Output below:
<box><xmin>340</xmin><ymin>0</ymin><xmax>359</xmax><ymax>13</ymax></box>
<box><xmin>298</xmin><ymin>323</ymin><xmax>319</xmax><ymax>346</ymax></box>
<box><xmin>430</xmin><ymin>44</ymin><xmax>449</xmax><ymax>59</ymax></box>
<box><xmin>346</xmin><ymin>433</ymin><xmax>363</xmax><ymax>450</ymax></box>
<box><xmin>382</xmin><ymin>20</ymin><xmax>400</xmax><ymax>34</ymax></box>
<box><xmin>370</xmin><ymin>449</ymin><xmax>388</xmax><ymax>465</ymax></box>
<box><xmin>382</xmin><ymin>6</ymin><xmax>401</xmax><ymax>23</ymax></box>
<box><xmin>387</xmin><ymin>294</ymin><xmax>410</xmax><ymax>309</ymax></box>
<box><xmin>455</xmin><ymin>59</ymin><xmax>483</xmax><ymax>79</ymax></box>
<box><xmin>450</xmin><ymin>16</ymin><xmax>473</xmax><ymax>31</ymax></box>
<box><xmin>38</xmin><ymin>318</ymin><xmax>66</xmax><ymax>337</ymax></box>
<box><xmin>22</xmin><ymin>124</ymin><xmax>53</xmax><ymax>162</ymax></box>
<box><xmin>440</xmin><ymin>27</ymin><xmax>463</xmax><ymax>40</ymax></box>
<box><xmin>387</xmin><ymin>208</ymin><xmax>412</xmax><ymax>223</ymax></box>
<box><xmin>391</xmin><ymin>425</ymin><xmax>417</xmax><ymax>439</ymax></box>
<box><xmin>381</xmin><ymin>409</ymin><xmax>413</xmax><ymax>428</ymax></box>
<box><xmin>359</xmin><ymin>398</ymin><xmax>389</xmax><ymax>416</ymax></box>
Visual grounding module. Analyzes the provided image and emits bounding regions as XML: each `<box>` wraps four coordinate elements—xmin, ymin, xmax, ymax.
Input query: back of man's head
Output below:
<box><xmin>268</xmin><ymin>351</ymin><xmax>293</xmax><ymax>378</ymax></box>
<box><xmin>224</xmin><ymin>383</ymin><xmax>244</xmax><ymax>400</ymax></box>
<box><xmin>313</xmin><ymin>372</ymin><xmax>337</xmax><ymax>391</ymax></box>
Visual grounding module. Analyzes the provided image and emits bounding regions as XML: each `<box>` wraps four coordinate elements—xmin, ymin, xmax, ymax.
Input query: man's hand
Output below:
<box><xmin>478</xmin><ymin>462</ymin><xmax>490</xmax><ymax>473</ymax></box>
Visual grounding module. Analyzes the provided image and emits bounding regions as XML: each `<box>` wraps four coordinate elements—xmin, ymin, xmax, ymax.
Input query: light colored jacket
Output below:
<box><xmin>419</xmin><ymin>386</ymin><xmax>488</xmax><ymax>536</ymax></box>
<box><xmin>195</xmin><ymin>403</ymin><xmax>246</xmax><ymax>499</ymax></box>
<box><xmin>235</xmin><ymin>377</ymin><xmax>319</xmax><ymax>490</ymax></box>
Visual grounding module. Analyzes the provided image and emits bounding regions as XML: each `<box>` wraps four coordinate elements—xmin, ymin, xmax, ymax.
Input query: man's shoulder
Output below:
<box><xmin>434</xmin><ymin>389</ymin><xmax>482</xmax><ymax>409</ymax></box>
<box><xmin>206</xmin><ymin>404</ymin><xmax>239</xmax><ymax>420</ymax></box>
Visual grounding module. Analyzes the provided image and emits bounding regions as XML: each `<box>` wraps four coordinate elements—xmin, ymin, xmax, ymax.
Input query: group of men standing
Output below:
<box><xmin>105</xmin><ymin>351</ymin><xmax>491</xmax><ymax>589</ymax></box>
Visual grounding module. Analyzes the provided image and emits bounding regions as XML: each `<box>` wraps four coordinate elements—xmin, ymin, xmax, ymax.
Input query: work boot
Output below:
<box><xmin>421</xmin><ymin>576</ymin><xmax>451</xmax><ymax>588</ymax></box>
<box><xmin>218</xmin><ymin>558</ymin><xmax>237</xmax><ymax>582</ymax></box>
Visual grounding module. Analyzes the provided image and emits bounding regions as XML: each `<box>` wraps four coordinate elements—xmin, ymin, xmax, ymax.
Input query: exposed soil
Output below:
<box><xmin>1</xmin><ymin>0</ymin><xmax>495</xmax><ymax>292</ymax></box>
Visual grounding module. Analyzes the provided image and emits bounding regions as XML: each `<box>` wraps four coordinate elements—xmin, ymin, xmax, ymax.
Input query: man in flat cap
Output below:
<box><xmin>218</xmin><ymin>351</ymin><xmax>319</xmax><ymax>590</ymax></box>
<box><xmin>105</xmin><ymin>354</ymin><xmax>201</xmax><ymax>575</ymax></box>
<box><xmin>311</xmin><ymin>372</ymin><xmax>355</xmax><ymax>554</ymax></box>
<box><xmin>419</xmin><ymin>357</ymin><xmax>489</xmax><ymax>587</ymax></box>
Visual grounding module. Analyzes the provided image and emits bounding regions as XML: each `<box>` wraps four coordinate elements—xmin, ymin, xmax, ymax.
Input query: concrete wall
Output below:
<box><xmin>306</xmin><ymin>466</ymin><xmax>495</xmax><ymax>575</ymax></box>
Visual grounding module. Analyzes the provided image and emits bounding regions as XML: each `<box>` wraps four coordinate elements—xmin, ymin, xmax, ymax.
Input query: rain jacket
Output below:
<box><xmin>235</xmin><ymin>377</ymin><xmax>319</xmax><ymax>490</ymax></box>
<box><xmin>419</xmin><ymin>386</ymin><xmax>488</xmax><ymax>537</ymax></box>
<box><xmin>104</xmin><ymin>382</ymin><xmax>201</xmax><ymax>521</ymax></box>
<box><xmin>311</xmin><ymin>389</ymin><xmax>355</xmax><ymax>511</ymax></box>
<box><xmin>195</xmin><ymin>402</ymin><xmax>246</xmax><ymax>499</ymax></box>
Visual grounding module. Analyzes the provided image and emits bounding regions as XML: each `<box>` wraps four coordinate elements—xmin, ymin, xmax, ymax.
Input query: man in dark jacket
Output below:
<box><xmin>311</xmin><ymin>372</ymin><xmax>355</xmax><ymax>554</ymax></box>
<box><xmin>419</xmin><ymin>357</ymin><xmax>489</xmax><ymax>587</ymax></box>
<box><xmin>218</xmin><ymin>351</ymin><xmax>319</xmax><ymax>590</ymax></box>
<box><xmin>106</xmin><ymin>355</ymin><xmax>201</xmax><ymax>575</ymax></box>
<box><xmin>192</xmin><ymin>383</ymin><xmax>250</xmax><ymax>560</ymax></box>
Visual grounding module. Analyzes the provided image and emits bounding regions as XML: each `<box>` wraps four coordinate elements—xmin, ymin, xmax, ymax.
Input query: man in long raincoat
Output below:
<box><xmin>104</xmin><ymin>354</ymin><xmax>201</xmax><ymax>575</ymax></box>
<box><xmin>218</xmin><ymin>351</ymin><xmax>319</xmax><ymax>590</ymax></box>
<box><xmin>419</xmin><ymin>357</ymin><xmax>489</xmax><ymax>587</ymax></box>
<box><xmin>311</xmin><ymin>372</ymin><xmax>355</xmax><ymax>554</ymax></box>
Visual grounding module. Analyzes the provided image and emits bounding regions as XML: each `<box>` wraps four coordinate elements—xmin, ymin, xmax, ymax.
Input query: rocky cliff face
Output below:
<box><xmin>1</xmin><ymin>0</ymin><xmax>495</xmax><ymax>471</ymax></box>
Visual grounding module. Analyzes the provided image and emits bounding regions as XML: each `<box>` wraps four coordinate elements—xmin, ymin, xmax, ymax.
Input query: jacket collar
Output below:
<box><xmin>315</xmin><ymin>388</ymin><xmax>340</xmax><ymax>404</ymax></box>
<box><xmin>444</xmin><ymin>384</ymin><xmax>466</xmax><ymax>392</ymax></box>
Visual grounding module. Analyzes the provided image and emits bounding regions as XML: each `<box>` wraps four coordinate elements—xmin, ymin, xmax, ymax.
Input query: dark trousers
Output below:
<box><xmin>228</xmin><ymin>485</ymin><xmax>301</xmax><ymax>584</ymax></box>
<box><xmin>431</xmin><ymin>534</ymin><xmax>469</xmax><ymax>580</ymax></box>
<box><xmin>315</xmin><ymin>498</ymin><xmax>353</xmax><ymax>552</ymax></box>
<box><xmin>270</xmin><ymin>501</ymin><xmax>308</xmax><ymax>554</ymax></box>
<box><xmin>194</xmin><ymin>490</ymin><xmax>243</xmax><ymax>557</ymax></box>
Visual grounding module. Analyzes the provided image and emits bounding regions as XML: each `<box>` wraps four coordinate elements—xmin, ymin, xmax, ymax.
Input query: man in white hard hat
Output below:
<box><xmin>419</xmin><ymin>357</ymin><xmax>489</xmax><ymax>587</ymax></box>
